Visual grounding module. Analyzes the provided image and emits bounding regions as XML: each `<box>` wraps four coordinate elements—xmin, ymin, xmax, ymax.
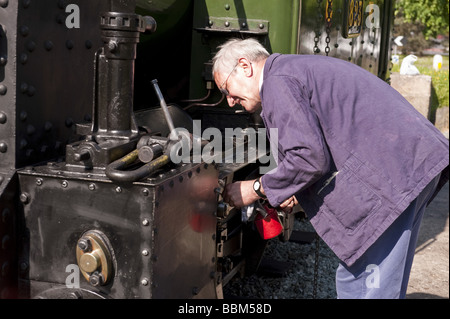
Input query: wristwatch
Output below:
<box><xmin>253</xmin><ymin>178</ymin><xmax>266</xmax><ymax>198</ymax></box>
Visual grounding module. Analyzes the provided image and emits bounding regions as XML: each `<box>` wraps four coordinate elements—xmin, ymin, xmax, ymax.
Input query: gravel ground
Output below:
<box><xmin>224</xmin><ymin>216</ymin><xmax>340</xmax><ymax>299</ymax></box>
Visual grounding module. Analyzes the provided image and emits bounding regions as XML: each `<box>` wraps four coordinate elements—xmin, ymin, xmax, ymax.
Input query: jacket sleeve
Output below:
<box><xmin>260</xmin><ymin>75</ymin><xmax>331</xmax><ymax>207</ymax></box>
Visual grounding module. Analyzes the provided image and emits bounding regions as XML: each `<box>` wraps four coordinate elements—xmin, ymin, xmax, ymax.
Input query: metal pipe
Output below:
<box><xmin>105</xmin><ymin>149</ymin><xmax>169</xmax><ymax>183</ymax></box>
<box><xmin>151</xmin><ymin>79</ymin><xmax>177</xmax><ymax>141</ymax></box>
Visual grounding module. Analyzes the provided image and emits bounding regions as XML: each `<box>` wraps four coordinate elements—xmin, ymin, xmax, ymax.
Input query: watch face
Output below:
<box><xmin>254</xmin><ymin>180</ymin><xmax>260</xmax><ymax>191</ymax></box>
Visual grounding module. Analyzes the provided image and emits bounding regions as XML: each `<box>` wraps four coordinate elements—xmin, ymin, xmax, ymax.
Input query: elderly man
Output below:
<box><xmin>213</xmin><ymin>38</ymin><xmax>449</xmax><ymax>299</ymax></box>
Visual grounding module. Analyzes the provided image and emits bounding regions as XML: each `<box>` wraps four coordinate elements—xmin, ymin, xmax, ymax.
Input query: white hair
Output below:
<box><xmin>212</xmin><ymin>38</ymin><xmax>270</xmax><ymax>75</ymax></box>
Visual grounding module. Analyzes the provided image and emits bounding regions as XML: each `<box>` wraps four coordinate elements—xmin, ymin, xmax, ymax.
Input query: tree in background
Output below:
<box><xmin>396</xmin><ymin>0</ymin><xmax>449</xmax><ymax>39</ymax></box>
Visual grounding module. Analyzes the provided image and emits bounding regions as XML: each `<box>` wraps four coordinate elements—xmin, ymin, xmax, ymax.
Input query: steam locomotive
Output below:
<box><xmin>0</xmin><ymin>0</ymin><xmax>395</xmax><ymax>299</ymax></box>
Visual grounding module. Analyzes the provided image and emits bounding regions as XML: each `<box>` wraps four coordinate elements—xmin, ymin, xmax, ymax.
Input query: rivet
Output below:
<box><xmin>0</xmin><ymin>112</ymin><xmax>8</xmax><ymax>124</ymax></box>
<box><xmin>2</xmin><ymin>262</ymin><xmax>10</xmax><ymax>277</ymax></box>
<box><xmin>20</xmin><ymin>83</ymin><xmax>28</xmax><ymax>94</ymax></box>
<box><xmin>115</xmin><ymin>186</ymin><xmax>122</xmax><ymax>193</ymax></box>
<box><xmin>0</xmin><ymin>56</ymin><xmax>7</xmax><ymax>66</ymax></box>
<box><xmin>19</xmin><ymin>25</ymin><xmax>29</xmax><ymax>37</ymax></box>
<box><xmin>142</xmin><ymin>188</ymin><xmax>149</xmax><ymax>196</ymax></box>
<box><xmin>44</xmin><ymin>121</ymin><xmax>53</xmax><ymax>132</ymax></box>
<box><xmin>0</xmin><ymin>0</ymin><xmax>9</xmax><ymax>9</ymax></box>
<box><xmin>19</xmin><ymin>139</ymin><xmax>27</xmax><ymax>149</ymax></box>
<box><xmin>25</xmin><ymin>149</ymin><xmax>34</xmax><ymax>157</ymax></box>
<box><xmin>224</xmin><ymin>4</ymin><xmax>230</xmax><ymax>10</ymax></box>
<box><xmin>224</xmin><ymin>21</ymin><xmax>230</xmax><ymax>27</ymax></box>
<box><xmin>44</xmin><ymin>40</ymin><xmax>54</xmax><ymax>51</ymax></box>
<box><xmin>26</xmin><ymin>41</ymin><xmax>36</xmax><ymax>52</ymax></box>
<box><xmin>61</xmin><ymin>180</ymin><xmax>68</xmax><ymax>188</ymax></box>
<box><xmin>259</xmin><ymin>23</ymin><xmax>265</xmax><ymax>29</ymax></box>
<box><xmin>2</xmin><ymin>208</ymin><xmax>10</xmax><ymax>223</ymax></box>
<box><xmin>56</xmin><ymin>13</ymin><xmax>65</xmax><ymax>24</ymax></box>
<box><xmin>85</xmin><ymin>40</ymin><xmax>92</xmax><ymax>49</ymax></box>
<box><xmin>0</xmin><ymin>85</ymin><xmax>7</xmax><ymax>95</ymax></box>
<box><xmin>27</xmin><ymin>85</ymin><xmax>35</xmax><ymax>97</ymax></box>
<box><xmin>66</xmin><ymin>40</ymin><xmax>74</xmax><ymax>50</ymax></box>
<box><xmin>22</xmin><ymin>0</ymin><xmax>30</xmax><ymax>9</ymax></box>
<box><xmin>65</xmin><ymin>118</ymin><xmax>73</xmax><ymax>127</ymax></box>
<box><xmin>20</xmin><ymin>261</ymin><xmax>28</xmax><ymax>271</ymax></box>
<box><xmin>0</xmin><ymin>142</ymin><xmax>7</xmax><ymax>153</ymax></box>
<box><xmin>142</xmin><ymin>218</ymin><xmax>149</xmax><ymax>226</ymax></box>
<box><xmin>88</xmin><ymin>183</ymin><xmax>96</xmax><ymax>191</ymax></box>
<box><xmin>2</xmin><ymin>235</ymin><xmax>10</xmax><ymax>252</ymax></box>
<box><xmin>141</xmin><ymin>249</ymin><xmax>149</xmax><ymax>256</ymax></box>
<box><xmin>26</xmin><ymin>124</ymin><xmax>35</xmax><ymax>135</ymax></box>
<box><xmin>19</xmin><ymin>53</ymin><xmax>28</xmax><ymax>64</ymax></box>
<box><xmin>57</xmin><ymin>0</ymin><xmax>66</xmax><ymax>9</ymax></box>
<box><xmin>35</xmin><ymin>178</ymin><xmax>43</xmax><ymax>186</ymax></box>
<box><xmin>141</xmin><ymin>278</ymin><xmax>149</xmax><ymax>286</ymax></box>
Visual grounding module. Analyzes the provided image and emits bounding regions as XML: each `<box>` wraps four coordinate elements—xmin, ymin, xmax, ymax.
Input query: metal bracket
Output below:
<box><xmin>196</xmin><ymin>17</ymin><xmax>269</xmax><ymax>35</ymax></box>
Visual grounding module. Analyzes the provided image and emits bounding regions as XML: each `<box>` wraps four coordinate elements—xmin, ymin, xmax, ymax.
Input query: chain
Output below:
<box><xmin>313</xmin><ymin>232</ymin><xmax>320</xmax><ymax>299</ymax></box>
<box><xmin>325</xmin><ymin>0</ymin><xmax>333</xmax><ymax>56</ymax></box>
<box><xmin>313</xmin><ymin>0</ymin><xmax>323</xmax><ymax>54</ymax></box>
<box><xmin>314</xmin><ymin>0</ymin><xmax>333</xmax><ymax>56</ymax></box>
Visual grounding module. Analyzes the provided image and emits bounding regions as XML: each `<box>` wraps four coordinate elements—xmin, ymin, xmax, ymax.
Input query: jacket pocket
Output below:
<box><xmin>313</xmin><ymin>157</ymin><xmax>382</xmax><ymax>233</ymax></box>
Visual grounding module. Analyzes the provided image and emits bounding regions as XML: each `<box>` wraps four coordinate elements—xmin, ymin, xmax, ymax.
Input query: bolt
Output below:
<box><xmin>115</xmin><ymin>186</ymin><xmax>122</xmax><ymax>193</ymax></box>
<box><xmin>88</xmin><ymin>183</ymin><xmax>96</xmax><ymax>191</ymax></box>
<box><xmin>19</xmin><ymin>193</ymin><xmax>30</xmax><ymax>204</ymax></box>
<box><xmin>107</xmin><ymin>40</ymin><xmax>118</xmax><ymax>53</ymax></box>
<box><xmin>141</xmin><ymin>278</ymin><xmax>149</xmax><ymax>286</ymax></box>
<box><xmin>69</xmin><ymin>291</ymin><xmax>83</xmax><ymax>299</ymax></box>
<box><xmin>61</xmin><ymin>180</ymin><xmax>68</xmax><ymax>188</ymax></box>
<box><xmin>142</xmin><ymin>218</ymin><xmax>150</xmax><ymax>226</ymax></box>
<box><xmin>77</xmin><ymin>238</ymin><xmax>91</xmax><ymax>252</ymax></box>
<box><xmin>35</xmin><ymin>178</ymin><xmax>43</xmax><ymax>186</ymax></box>
<box><xmin>89</xmin><ymin>272</ymin><xmax>104</xmax><ymax>286</ymax></box>
<box><xmin>142</xmin><ymin>249</ymin><xmax>149</xmax><ymax>256</ymax></box>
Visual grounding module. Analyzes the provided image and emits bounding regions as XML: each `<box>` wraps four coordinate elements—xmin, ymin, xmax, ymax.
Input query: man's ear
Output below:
<box><xmin>238</xmin><ymin>57</ymin><xmax>253</xmax><ymax>77</ymax></box>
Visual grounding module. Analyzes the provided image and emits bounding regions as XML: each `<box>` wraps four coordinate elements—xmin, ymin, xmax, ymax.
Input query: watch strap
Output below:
<box><xmin>254</xmin><ymin>178</ymin><xmax>266</xmax><ymax>198</ymax></box>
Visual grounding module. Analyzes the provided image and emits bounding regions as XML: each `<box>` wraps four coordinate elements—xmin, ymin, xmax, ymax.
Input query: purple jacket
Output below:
<box><xmin>260</xmin><ymin>54</ymin><xmax>449</xmax><ymax>266</ymax></box>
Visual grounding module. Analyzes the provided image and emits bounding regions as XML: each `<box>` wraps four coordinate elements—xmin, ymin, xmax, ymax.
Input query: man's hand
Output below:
<box><xmin>223</xmin><ymin>179</ymin><xmax>260</xmax><ymax>208</ymax></box>
<box><xmin>279</xmin><ymin>195</ymin><xmax>298</xmax><ymax>214</ymax></box>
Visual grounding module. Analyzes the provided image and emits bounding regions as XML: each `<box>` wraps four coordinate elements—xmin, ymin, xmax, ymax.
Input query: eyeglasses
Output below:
<box><xmin>218</xmin><ymin>62</ymin><xmax>238</xmax><ymax>96</ymax></box>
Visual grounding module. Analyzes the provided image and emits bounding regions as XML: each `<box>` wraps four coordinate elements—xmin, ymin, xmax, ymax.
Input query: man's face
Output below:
<box><xmin>214</xmin><ymin>59</ymin><xmax>261</xmax><ymax>113</ymax></box>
